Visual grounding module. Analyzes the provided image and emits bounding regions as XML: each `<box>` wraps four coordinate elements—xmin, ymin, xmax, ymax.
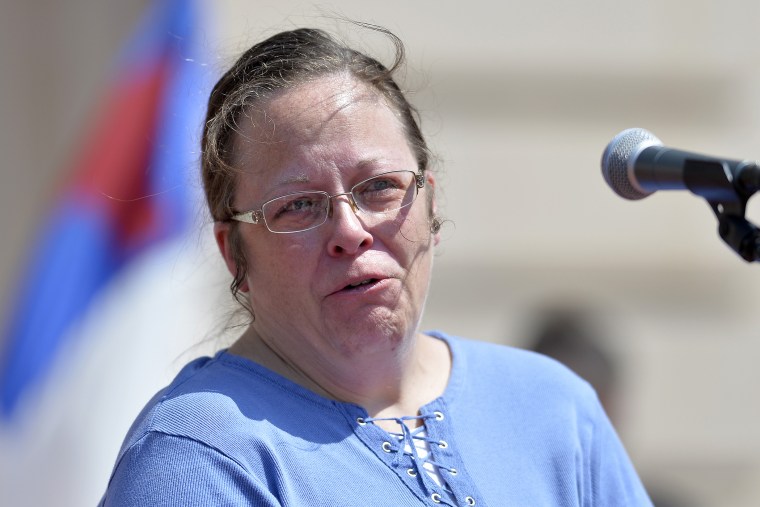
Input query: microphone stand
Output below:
<box><xmin>690</xmin><ymin>159</ymin><xmax>760</xmax><ymax>262</ymax></box>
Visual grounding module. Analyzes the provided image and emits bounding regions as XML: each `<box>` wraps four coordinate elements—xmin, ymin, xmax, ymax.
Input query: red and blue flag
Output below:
<box><xmin>0</xmin><ymin>0</ymin><xmax>213</xmax><ymax>419</ymax></box>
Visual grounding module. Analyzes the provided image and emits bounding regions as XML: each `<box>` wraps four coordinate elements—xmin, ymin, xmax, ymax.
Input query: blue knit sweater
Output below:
<box><xmin>99</xmin><ymin>332</ymin><xmax>652</xmax><ymax>506</ymax></box>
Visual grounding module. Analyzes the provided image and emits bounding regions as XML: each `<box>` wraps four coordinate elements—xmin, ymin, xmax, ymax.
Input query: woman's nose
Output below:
<box><xmin>325</xmin><ymin>195</ymin><xmax>373</xmax><ymax>256</ymax></box>
<box><xmin>326</xmin><ymin>192</ymin><xmax>358</xmax><ymax>218</ymax></box>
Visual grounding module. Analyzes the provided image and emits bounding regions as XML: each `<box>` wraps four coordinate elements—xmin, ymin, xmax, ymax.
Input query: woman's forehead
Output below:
<box><xmin>255</xmin><ymin>75</ymin><xmax>386</xmax><ymax>137</ymax></box>
<box><xmin>231</xmin><ymin>75</ymin><xmax>404</xmax><ymax>171</ymax></box>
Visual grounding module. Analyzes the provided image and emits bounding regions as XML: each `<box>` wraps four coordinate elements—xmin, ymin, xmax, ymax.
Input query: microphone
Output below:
<box><xmin>601</xmin><ymin>128</ymin><xmax>760</xmax><ymax>202</ymax></box>
<box><xmin>601</xmin><ymin>128</ymin><xmax>760</xmax><ymax>262</ymax></box>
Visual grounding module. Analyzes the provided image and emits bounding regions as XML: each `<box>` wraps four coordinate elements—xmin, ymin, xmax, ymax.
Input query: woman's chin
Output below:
<box><xmin>325</xmin><ymin>309</ymin><xmax>414</xmax><ymax>358</ymax></box>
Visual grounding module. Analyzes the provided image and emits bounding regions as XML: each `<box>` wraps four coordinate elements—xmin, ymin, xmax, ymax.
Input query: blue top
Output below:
<box><xmin>99</xmin><ymin>332</ymin><xmax>652</xmax><ymax>506</ymax></box>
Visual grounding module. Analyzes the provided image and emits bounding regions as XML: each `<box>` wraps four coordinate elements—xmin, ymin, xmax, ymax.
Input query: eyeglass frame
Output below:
<box><xmin>228</xmin><ymin>170</ymin><xmax>426</xmax><ymax>234</ymax></box>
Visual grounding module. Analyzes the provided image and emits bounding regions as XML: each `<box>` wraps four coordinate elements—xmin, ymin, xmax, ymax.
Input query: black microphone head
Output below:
<box><xmin>601</xmin><ymin>128</ymin><xmax>663</xmax><ymax>200</ymax></box>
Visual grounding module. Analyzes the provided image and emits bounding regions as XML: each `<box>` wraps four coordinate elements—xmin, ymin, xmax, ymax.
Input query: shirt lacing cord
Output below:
<box><xmin>359</xmin><ymin>413</ymin><xmax>472</xmax><ymax>506</ymax></box>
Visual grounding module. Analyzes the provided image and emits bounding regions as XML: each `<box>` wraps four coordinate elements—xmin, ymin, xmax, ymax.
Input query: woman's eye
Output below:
<box><xmin>361</xmin><ymin>177</ymin><xmax>401</xmax><ymax>195</ymax></box>
<box><xmin>273</xmin><ymin>196</ymin><xmax>318</xmax><ymax>217</ymax></box>
<box><xmin>287</xmin><ymin>199</ymin><xmax>313</xmax><ymax>211</ymax></box>
<box><xmin>368</xmin><ymin>179</ymin><xmax>391</xmax><ymax>191</ymax></box>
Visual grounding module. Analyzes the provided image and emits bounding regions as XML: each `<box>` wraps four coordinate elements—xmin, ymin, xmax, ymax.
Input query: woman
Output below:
<box><xmin>100</xmin><ymin>26</ymin><xmax>652</xmax><ymax>506</ymax></box>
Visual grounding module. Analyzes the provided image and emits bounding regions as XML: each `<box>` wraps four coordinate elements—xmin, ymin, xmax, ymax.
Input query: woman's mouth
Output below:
<box><xmin>343</xmin><ymin>278</ymin><xmax>379</xmax><ymax>291</ymax></box>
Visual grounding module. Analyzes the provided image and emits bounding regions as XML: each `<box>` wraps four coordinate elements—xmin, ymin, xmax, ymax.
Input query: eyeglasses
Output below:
<box><xmin>230</xmin><ymin>170</ymin><xmax>425</xmax><ymax>234</ymax></box>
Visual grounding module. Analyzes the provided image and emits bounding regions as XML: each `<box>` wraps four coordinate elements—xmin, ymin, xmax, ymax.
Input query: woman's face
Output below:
<box><xmin>215</xmin><ymin>73</ymin><xmax>438</xmax><ymax>361</ymax></box>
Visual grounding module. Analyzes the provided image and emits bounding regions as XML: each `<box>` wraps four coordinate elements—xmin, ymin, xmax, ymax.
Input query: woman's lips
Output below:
<box><xmin>343</xmin><ymin>278</ymin><xmax>379</xmax><ymax>291</ymax></box>
<box><xmin>327</xmin><ymin>276</ymin><xmax>389</xmax><ymax>297</ymax></box>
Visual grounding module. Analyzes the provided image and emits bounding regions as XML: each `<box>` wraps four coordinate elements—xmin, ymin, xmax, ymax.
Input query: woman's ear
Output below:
<box><xmin>426</xmin><ymin>171</ymin><xmax>441</xmax><ymax>246</ymax></box>
<box><xmin>214</xmin><ymin>222</ymin><xmax>249</xmax><ymax>293</ymax></box>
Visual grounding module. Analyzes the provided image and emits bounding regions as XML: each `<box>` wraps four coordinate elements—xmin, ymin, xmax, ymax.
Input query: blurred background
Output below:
<box><xmin>2</xmin><ymin>0</ymin><xmax>760</xmax><ymax>506</ymax></box>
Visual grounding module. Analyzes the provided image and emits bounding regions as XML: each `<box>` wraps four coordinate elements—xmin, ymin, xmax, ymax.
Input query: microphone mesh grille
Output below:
<box><xmin>601</xmin><ymin>128</ymin><xmax>662</xmax><ymax>200</ymax></box>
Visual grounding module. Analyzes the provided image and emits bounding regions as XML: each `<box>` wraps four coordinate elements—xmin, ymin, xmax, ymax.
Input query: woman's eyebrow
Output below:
<box><xmin>273</xmin><ymin>174</ymin><xmax>310</xmax><ymax>187</ymax></box>
<box><xmin>356</xmin><ymin>157</ymin><xmax>386</xmax><ymax>169</ymax></box>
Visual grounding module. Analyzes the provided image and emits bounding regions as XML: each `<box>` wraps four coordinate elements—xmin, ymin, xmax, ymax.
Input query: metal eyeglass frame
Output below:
<box><xmin>229</xmin><ymin>170</ymin><xmax>426</xmax><ymax>234</ymax></box>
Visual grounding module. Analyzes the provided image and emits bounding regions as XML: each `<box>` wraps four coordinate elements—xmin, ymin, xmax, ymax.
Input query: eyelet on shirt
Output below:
<box><xmin>433</xmin><ymin>411</ymin><xmax>445</xmax><ymax>421</ymax></box>
<box><xmin>465</xmin><ymin>496</ymin><xmax>476</xmax><ymax>505</ymax></box>
<box><xmin>431</xmin><ymin>493</ymin><xmax>442</xmax><ymax>503</ymax></box>
<box><xmin>356</xmin><ymin>417</ymin><xmax>366</xmax><ymax>426</ymax></box>
<box><xmin>406</xmin><ymin>468</ymin><xmax>417</xmax><ymax>477</ymax></box>
<box><xmin>438</xmin><ymin>440</ymin><xmax>448</xmax><ymax>449</ymax></box>
<box><xmin>381</xmin><ymin>441</ymin><xmax>393</xmax><ymax>453</ymax></box>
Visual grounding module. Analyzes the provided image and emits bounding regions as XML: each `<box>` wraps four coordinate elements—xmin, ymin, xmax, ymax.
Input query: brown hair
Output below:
<box><xmin>201</xmin><ymin>25</ymin><xmax>432</xmax><ymax>301</ymax></box>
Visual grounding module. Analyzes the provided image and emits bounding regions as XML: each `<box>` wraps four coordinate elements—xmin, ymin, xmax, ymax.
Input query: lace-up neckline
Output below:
<box><xmin>358</xmin><ymin>413</ymin><xmax>473</xmax><ymax>506</ymax></box>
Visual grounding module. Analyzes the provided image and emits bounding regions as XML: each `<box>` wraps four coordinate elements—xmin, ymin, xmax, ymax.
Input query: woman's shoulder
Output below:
<box><xmin>432</xmin><ymin>330</ymin><xmax>580</xmax><ymax>371</ymax></box>
<box><xmin>430</xmin><ymin>330</ymin><xmax>598</xmax><ymax>405</ymax></box>
<box><xmin>117</xmin><ymin>353</ymin><xmax>254</xmax><ymax>447</ymax></box>
<box><xmin>119</xmin><ymin>351</ymin><xmax>337</xmax><ymax>455</ymax></box>
<box><xmin>102</xmin><ymin>351</ymin><xmax>359</xmax><ymax>504</ymax></box>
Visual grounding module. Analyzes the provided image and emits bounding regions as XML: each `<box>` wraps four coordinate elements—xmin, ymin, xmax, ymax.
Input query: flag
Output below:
<box><xmin>1</xmin><ymin>0</ymin><xmax>211</xmax><ymax>417</ymax></box>
<box><xmin>0</xmin><ymin>1</ymin><xmax>223</xmax><ymax>505</ymax></box>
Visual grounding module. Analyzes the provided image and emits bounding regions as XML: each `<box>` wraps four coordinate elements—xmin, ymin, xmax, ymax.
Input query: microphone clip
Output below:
<box><xmin>703</xmin><ymin>161</ymin><xmax>760</xmax><ymax>262</ymax></box>
<box><xmin>716</xmin><ymin>213</ymin><xmax>760</xmax><ymax>263</ymax></box>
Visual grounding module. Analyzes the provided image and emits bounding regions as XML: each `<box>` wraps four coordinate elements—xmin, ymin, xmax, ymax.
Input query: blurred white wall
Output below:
<box><xmin>2</xmin><ymin>1</ymin><xmax>760</xmax><ymax>506</ymax></box>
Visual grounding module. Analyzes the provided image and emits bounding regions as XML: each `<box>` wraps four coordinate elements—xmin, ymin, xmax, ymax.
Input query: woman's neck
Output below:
<box><xmin>228</xmin><ymin>326</ymin><xmax>451</xmax><ymax>419</ymax></box>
